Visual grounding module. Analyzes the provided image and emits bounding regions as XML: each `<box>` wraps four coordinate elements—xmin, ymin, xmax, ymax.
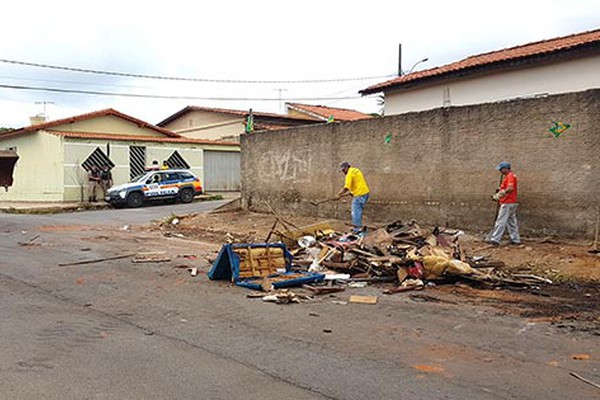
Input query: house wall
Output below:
<box><xmin>62</xmin><ymin>138</ymin><xmax>207</xmax><ymax>201</ymax></box>
<box><xmin>242</xmin><ymin>89</ymin><xmax>600</xmax><ymax>237</ymax></box>
<box><xmin>162</xmin><ymin>111</ymin><xmax>243</xmax><ymax>140</ymax></box>
<box><xmin>385</xmin><ymin>56</ymin><xmax>600</xmax><ymax>115</ymax></box>
<box><xmin>0</xmin><ymin>132</ymin><xmax>64</xmax><ymax>201</ymax></box>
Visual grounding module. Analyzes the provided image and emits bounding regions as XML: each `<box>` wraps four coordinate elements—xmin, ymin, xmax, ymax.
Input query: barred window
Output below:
<box><xmin>165</xmin><ymin>151</ymin><xmax>190</xmax><ymax>169</ymax></box>
<box><xmin>82</xmin><ymin>147</ymin><xmax>114</xmax><ymax>172</ymax></box>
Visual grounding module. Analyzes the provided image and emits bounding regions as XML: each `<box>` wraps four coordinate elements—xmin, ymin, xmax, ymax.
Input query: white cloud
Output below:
<box><xmin>0</xmin><ymin>0</ymin><xmax>598</xmax><ymax>127</ymax></box>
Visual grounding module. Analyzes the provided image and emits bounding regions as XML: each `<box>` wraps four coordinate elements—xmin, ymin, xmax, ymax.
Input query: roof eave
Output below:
<box><xmin>362</xmin><ymin>44</ymin><xmax>600</xmax><ymax>95</ymax></box>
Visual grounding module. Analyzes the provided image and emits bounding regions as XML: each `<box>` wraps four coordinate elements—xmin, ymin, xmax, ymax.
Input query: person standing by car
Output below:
<box><xmin>87</xmin><ymin>165</ymin><xmax>102</xmax><ymax>202</ymax></box>
<box><xmin>145</xmin><ymin>160</ymin><xmax>160</xmax><ymax>171</ymax></box>
<box><xmin>336</xmin><ymin>162</ymin><xmax>370</xmax><ymax>233</ymax></box>
<box><xmin>100</xmin><ymin>166</ymin><xmax>113</xmax><ymax>199</ymax></box>
<box><xmin>160</xmin><ymin>161</ymin><xmax>169</xmax><ymax>170</ymax></box>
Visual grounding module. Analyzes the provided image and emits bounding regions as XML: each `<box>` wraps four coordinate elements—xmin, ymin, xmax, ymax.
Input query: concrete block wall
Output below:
<box><xmin>241</xmin><ymin>89</ymin><xmax>600</xmax><ymax>237</ymax></box>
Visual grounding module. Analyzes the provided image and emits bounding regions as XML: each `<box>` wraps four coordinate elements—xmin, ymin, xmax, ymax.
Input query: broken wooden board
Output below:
<box><xmin>303</xmin><ymin>285</ymin><xmax>346</xmax><ymax>295</ymax></box>
<box><xmin>349</xmin><ymin>295</ymin><xmax>378</xmax><ymax>304</ymax></box>
<box><xmin>132</xmin><ymin>252</ymin><xmax>172</xmax><ymax>263</ymax></box>
<box><xmin>275</xmin><ymin>220</ymin><xmax>340</xmax><ymax>248</ymax></box>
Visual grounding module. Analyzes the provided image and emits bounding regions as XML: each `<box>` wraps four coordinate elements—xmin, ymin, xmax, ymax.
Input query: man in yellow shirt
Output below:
<box><xmin>336</xmin><ymin>162</ymin><xmax>370</xmax><ymax>232</ymax></box>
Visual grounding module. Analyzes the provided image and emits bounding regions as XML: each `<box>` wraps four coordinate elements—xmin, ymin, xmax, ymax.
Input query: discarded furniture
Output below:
<box><xmin>208</xmin><ymin>243</ymin><xmax>324</xmax><ymax>290</ymax></box>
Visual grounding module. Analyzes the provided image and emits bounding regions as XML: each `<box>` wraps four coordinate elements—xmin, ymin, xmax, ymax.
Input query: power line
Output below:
<box><xmin>0</xmin><ymin>74</ymin><xmax>153</xmax><ymax>89</ymax></box>
<box><xmin>0</xmin><ymin>83</ymin><xmax>371</xmax><ymax>101</ymax></box>
<box><xmin>0</xmin><ymin>58</ymin><xmax>396</xmax><ymax>84</ymax></box>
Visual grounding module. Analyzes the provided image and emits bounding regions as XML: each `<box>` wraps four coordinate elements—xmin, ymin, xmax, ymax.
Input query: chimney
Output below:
<box><xmin>29</xmin><ymin>114</ymin><xmax>47</xmax><ymax>125</ymax></box>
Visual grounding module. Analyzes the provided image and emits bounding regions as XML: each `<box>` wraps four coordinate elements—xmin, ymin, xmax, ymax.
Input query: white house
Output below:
<box><xmin>360</xmin><ymin>28</ymin><xmax>600</xmax><ymax>115</ymax></box>
<box><xmin>0</xmin><ymin>109</ymin><xmax>240</xmax><ymax>202</ymax></box>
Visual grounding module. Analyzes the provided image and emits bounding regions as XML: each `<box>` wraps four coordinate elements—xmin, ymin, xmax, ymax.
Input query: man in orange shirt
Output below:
<box><xmin>486</xmin><ymin>161</ymin><xmax>520</xmax><ymax>246</ymax></box>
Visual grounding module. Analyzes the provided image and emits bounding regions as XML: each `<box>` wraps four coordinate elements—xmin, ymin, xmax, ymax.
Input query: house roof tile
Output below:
<box><xmin>286</xmin><ymin>103</ymin><xmax>372</xmax><ymax>121</ymax></box>
<box><xmin>2</xmin><ymin>108</ymin><xmax>180</xmax><ymax>138</ymax></box>
<box><xmin>157</xmin><ymin>105</ymin><xmax>316</xmax><ymax>127</ymax></box>
<box><xmin>361</xmin><ymin>28</ymin><xmax>600</xmax><ymax>95</ymax></box>
<box><xmin>47</xmin><ymin>131</ymin><xmax>239</xmax><ymax>146</ymax></box>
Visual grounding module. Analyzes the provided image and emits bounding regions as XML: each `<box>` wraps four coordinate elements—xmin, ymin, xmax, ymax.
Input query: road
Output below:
<box><xmin>1</xmin><ymin>202</ymin><xmax>598</xmax><ymax>399</ymax></box>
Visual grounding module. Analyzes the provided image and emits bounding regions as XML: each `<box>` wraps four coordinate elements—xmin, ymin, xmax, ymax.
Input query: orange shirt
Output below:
<box><xmin>500</xmin><ymin>172</ymin><xmax>518</xmax><ymax>204</ymax></box>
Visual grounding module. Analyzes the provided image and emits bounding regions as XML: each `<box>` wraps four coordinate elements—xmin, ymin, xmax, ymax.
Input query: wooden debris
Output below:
<box><xmin>349</xmin><ymin>295</ymin><xmax>378</xmax><ymax>304</ymax></box>
<box><xmin>59</xmin><ymin>253</ymin><xmax>136</xmax><ymax>267</ymax></box>
<box><xmin>303</xmin><ymin>285</ymin><xmax>346</xmax><ymax>295</ymax></box>
<box><xmin>132</xmin><ymin>252</ymin><xmax>171</xmax><ymax>263</ymax></box>
<box><xmin>18</xmin><ymin>234</ymin><xmax>40</xmax><ymax>246</ymax></box>
<box><xmin>570</xmin><ymin>372</ymin><xmax>600</xmax><ymax>390</ymax></box>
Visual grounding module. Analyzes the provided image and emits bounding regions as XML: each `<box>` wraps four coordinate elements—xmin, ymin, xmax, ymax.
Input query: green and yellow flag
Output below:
<box><xmin>245</xmin><ymin>111</ymin><xmax>254</xmax><ymax>134</ymax></box>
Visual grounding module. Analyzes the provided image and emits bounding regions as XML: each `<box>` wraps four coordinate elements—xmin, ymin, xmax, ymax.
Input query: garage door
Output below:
<box><xmin>203</xmin><ymin>150</ymin><xmax>240</xmax><ymax>191</ymax></box>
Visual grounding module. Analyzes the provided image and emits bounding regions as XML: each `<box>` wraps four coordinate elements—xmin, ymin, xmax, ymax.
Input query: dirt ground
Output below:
<box><xmin>152</xmin><ymin>209</ymin><xmax>600</xmax><ymax>335</ymax></box>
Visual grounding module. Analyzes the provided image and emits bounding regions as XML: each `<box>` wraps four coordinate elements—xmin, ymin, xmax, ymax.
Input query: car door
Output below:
<box><xmin>157</xmin><ymin>172</ymin><xmax>180</xmax><ymax>198</ymax></box>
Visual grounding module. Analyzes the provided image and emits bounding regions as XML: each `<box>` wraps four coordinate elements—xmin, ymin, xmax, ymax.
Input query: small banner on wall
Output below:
<box><xmin>548</xmin><ymin>121</ymin><xmax>571</xmax><ymax>138</ymax></box>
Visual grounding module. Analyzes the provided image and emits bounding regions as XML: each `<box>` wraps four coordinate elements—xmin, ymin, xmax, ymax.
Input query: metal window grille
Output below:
<box><xmin>166</xmin><ymin>151</ymin><xmax>190</xmax><ymax>169</ymax></box>
<box><xmin>129</xmin><ymin>146</ymin><xmax>147</xmax><ymax>179</ymax></box>
<box><xmin>82</xmin><ymin>147</ymin><xmax>114</xmax><ymax>172</ymax></box>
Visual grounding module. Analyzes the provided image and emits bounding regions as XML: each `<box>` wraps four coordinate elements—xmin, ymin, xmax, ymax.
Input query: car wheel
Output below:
<box><xmin>180</xmin><ymin>187</ymin><xmax>195</xmax><ymax>203</ymax></box>
<box><xmin>126</xmin><ymin>191</ymin><xmax>144</xmax><ymax>208</ymax></box>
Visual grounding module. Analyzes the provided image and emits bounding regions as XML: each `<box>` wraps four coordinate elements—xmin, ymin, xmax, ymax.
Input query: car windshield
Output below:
<box><xmin>129</xmin><ymin>173</ymin><xmax>152</xmax><ymax>183</ymax></box>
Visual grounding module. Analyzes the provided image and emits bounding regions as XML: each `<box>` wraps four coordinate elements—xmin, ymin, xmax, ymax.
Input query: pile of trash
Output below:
<box><xmin>207</xmin><ymin>216</ymin><xmax>554</xmax><ymax>304</ymax></box>
<box><xmin>286</xmin><ymin>220</ymin><xmax>553</xmax><ymax>294</ymax></box>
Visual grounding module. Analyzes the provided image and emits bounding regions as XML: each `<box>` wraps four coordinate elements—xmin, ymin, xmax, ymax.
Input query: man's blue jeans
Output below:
<box><xmin>351</xmin><ymin>193</ymin><xmax>369</xmax><ymax>231</ymax></box>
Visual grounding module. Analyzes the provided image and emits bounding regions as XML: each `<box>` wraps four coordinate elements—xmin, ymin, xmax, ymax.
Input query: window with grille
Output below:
<box><xmin>129</xmin><ymin>146</ymin><xmax>147</xmax><ymax>179</ymax></box>
<box><xmin>82</xmin><ymin>147</ymin><xmax>114</xmax><ymax>172</ymax></box>
<box><xmin>165</xmin><ymin>151</ymin><xmax>190</xmax><ymax>169</ymax></box>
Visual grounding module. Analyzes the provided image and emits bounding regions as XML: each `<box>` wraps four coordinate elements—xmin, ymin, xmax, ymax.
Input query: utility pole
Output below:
<box><xmin>398</xmin><ymin>43</ymin><xmax>402</xmax><ymax>76</ymax></box>
<box><xmin>273</xmin><ymin>88</ymin><xmax>288</xmax><ymax>113</ymax></box>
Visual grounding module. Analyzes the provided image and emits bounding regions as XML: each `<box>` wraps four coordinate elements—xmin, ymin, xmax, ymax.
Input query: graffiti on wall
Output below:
<box><xmin>264</xmin><ymin>149</ymin><xmax>311</xmax><ymax>183</ymax></box>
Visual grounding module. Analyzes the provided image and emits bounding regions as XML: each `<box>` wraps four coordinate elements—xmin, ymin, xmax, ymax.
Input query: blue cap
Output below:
<box><xmin>340</xmin><ymin>162</ymin><xmax>350</xmax><ymax>170</ymax></box>
<box><xmin>496</xmin><ymin>161</ymin><xmax>511</xmax><ymax>171</ymax></box>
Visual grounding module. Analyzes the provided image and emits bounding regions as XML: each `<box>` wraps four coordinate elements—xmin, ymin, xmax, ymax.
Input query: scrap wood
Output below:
<box><xmin>264</xmin><ymin>201</ymin><xmax>301</xmax><ymax>231</ymax></box>
<box><xmin>322</xmin><ymin>260</ymin><xmax>355</xmax><ymax>269</ymax></box>
<box><xmin>303</xmin><ymin>285</ymin><xmax>346</xmax><ymax>295</ymax></box>
<box><xmin>349</xmin><ymin>248</ymin><xmax>379</xmax><ymax>258</ymax></box>
<box><xmin>349</xmin><ymin>295</ymin><xmax>378</xmax><ymax>304</ymax></box>
<box><xmin>383</xmin><ymin>279</ymin><xmax>424</xmax><ymax>295</ymax></box>
<box><xmin>367</xmin><ymin>255</ymin><xmax>407</xmax><ymax>263</ymax></box>
<box><xmin>467</xmin><ymin>260</ymin><xmax>506</xmax><ymax>269</ymax></box>
<box><xmin>132</xmin><ymin>252</ymin><xmax>171</xmax><ymax>263</ymax></box>
<box><xmin>383</xmin><ymin>285</ymin><xmax>422</xmax><ymax>295</ymax></box>
<box><xmin>569</xmin><ymin>372</ymin><xmax>600</xmax><ymax>390</ymax></box>
<box><xmin>512</xmin><ymin>274</ymin><xmax>553</xmax><ymax>284</ymax></box>
<box><xmin>265</xmin><ymin>218</ymin><xmax>279</xmax><ymax>243</ymax></box>
<box><xmin>18</xmin><ymin>234</ymin><xmax>41</xmax><ymax>246</ymax></box>
<box><xmin>59</xmin><ymin>253</ymin><xmax>136</xmax><ymax>267</ymax></box>
<box><xmin>262</xmin><ymin>289</ymin><xmax>313</xmax><ymax>304</ymax></box>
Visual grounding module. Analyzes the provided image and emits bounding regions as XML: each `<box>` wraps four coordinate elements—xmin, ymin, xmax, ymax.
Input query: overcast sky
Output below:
<box><xmin>0</xmin><ymin>0</ymin><xmax>598</xmax><ymax>128</ymax></box>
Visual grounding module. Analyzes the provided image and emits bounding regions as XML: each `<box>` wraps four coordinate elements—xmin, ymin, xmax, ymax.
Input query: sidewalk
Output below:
<box><xmin>0</xmin><ymin>192</ymin><xmax>240</xmax><ymax>214</ymax></box>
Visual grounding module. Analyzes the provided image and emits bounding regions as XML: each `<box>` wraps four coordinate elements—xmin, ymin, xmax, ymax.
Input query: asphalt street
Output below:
<box><xmin>1</xmin><ymin>202</ymin><xmax>598</xmax><ymax>399</ymax></box>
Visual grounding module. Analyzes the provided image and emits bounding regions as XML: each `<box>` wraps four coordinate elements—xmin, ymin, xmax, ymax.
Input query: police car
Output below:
<box><xmin>105</xmin><ymin>169</ymin><xmax>203</xmax><ymax>207</ymax></box>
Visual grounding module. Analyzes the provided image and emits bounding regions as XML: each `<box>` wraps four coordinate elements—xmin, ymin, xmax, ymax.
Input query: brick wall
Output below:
<box><xmin>241</xmin><ymin>89</ymin><xmax>600</xmax><ymax>237</ymax></box>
